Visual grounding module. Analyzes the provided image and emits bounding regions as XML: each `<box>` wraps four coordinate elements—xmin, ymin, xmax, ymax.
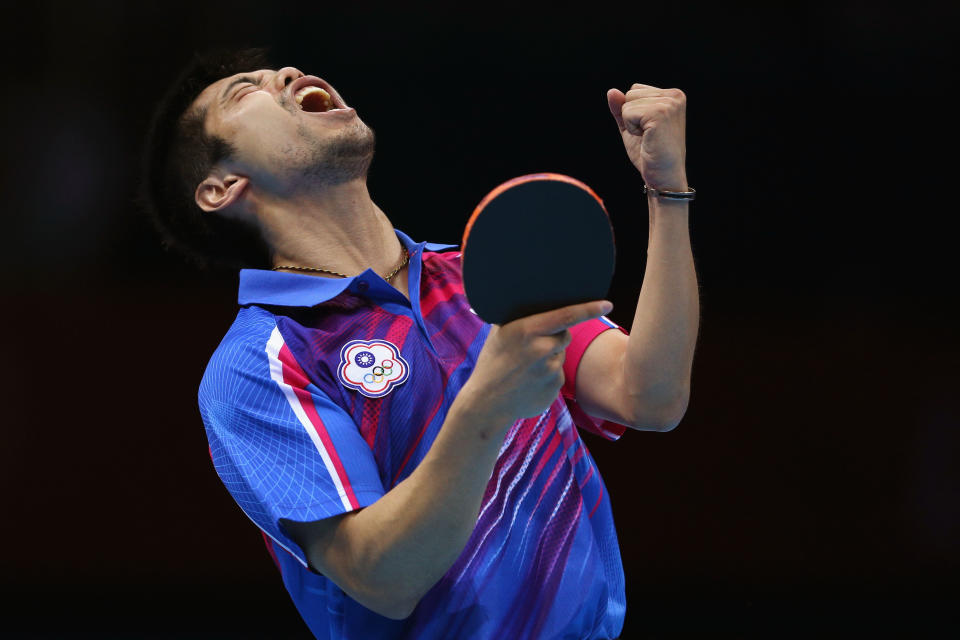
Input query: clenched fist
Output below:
<box><xmin>607</xmin><ymin>84</ymin><xmax>688</xmax><ymax>192</ymax></box>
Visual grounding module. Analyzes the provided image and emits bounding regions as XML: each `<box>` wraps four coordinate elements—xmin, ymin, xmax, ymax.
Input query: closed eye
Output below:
<box><xmin>235</xmin><ymin>83</ymin><xmax>259</xmax><ymax>100</ymax></box>
<box><xmin>222</xmin><ymin>74</ymin><xmax>265</xmax><ymax>105</ymax></box>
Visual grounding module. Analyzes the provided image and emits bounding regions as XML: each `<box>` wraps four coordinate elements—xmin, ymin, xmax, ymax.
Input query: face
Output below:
<box><xmin>193</xmin><ymin>66</ymin><xmax>375</xmax><ymax>196</ymax></box>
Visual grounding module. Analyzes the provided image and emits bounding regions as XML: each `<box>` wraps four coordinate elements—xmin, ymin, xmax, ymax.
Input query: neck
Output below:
<box><xmin>251</xmin><ymin>179</ymin><xmax>409</xmax><ymax>297</ymax></box>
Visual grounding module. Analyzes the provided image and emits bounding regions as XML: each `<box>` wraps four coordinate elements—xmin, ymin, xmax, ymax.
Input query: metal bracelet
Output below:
<box><xmin>643</xmin><ymin>185</ymin><xmax>696</xmax><ymax>201</ymax></box>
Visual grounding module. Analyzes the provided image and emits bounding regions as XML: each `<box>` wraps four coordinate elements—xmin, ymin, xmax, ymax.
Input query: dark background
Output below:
<box><xmin>2</xmin><ymin>1</ymin><xmax>957</xmax><ymax>637</ymax></box>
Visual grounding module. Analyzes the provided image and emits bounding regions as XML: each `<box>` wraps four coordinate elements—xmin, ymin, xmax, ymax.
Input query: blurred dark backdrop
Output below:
<box><xmin>2</xmin><ymin>1</ymin><xmax>957</xmax><ymax>637</ymax></box>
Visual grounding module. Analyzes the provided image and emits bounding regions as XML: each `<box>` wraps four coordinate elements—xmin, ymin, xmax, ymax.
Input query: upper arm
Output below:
<box><xmin>570</xmin><ymin>328</ymin><xmax>641</xmax><ymax>428</ymax></box>
<box><xmin>199</xmin><ymin>319</ymin><xmax>386</xmax><ymax>568</ymax></box>
<box><xmin>571</xmin><ymin>323</ymin><xmax>681</xmax><ymax>431</ymax></box>
<box><xmin>280</xmin><ymin>513</ymin><xmax>358</xmax><ymax>592</ymax></box>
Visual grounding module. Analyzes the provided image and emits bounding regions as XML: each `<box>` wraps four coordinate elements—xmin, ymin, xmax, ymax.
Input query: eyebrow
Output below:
<box><xmin>219</xmin><ymin>74</ymin><xmax>262</xmax><ymax>106</ymax></box>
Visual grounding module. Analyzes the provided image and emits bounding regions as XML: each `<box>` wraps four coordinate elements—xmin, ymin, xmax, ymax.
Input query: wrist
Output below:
<box><xmin>644</xmin><ymin>179</ymin><xmax>694</xmax><ymax>212</ymax></box>
<box><xmin>648</xmin><ymin>196</ymin><xmax>691</xmax><ymax>215</ymax></box>
<box><xmin>449</xmin><ymin>385</ymin><xmax>515</xmax><ymax>440</ymax></box>
<box><xmin>644</xmin><ymin>173</ymin><xmax>688</xmax><ymax>193</ymax></box>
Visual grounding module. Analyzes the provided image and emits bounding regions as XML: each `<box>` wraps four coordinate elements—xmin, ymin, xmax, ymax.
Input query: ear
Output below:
<box><xmin>195</xmin><ymin>173</ymin><xmax>250</xmax><ymax>213</ymax></box>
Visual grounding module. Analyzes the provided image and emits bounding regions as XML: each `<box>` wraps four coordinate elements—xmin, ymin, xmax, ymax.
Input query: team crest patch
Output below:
<box><xmin>338</xmin><ymin>339</ymin><xmax>410</xmax><ymax>398</ymax></box>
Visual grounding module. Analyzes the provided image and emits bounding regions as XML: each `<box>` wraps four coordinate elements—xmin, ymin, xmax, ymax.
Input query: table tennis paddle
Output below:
<box><xmin>461</xmin><ymin>173</ymin><xmax>616</xmax><ymax>325</ymax></box>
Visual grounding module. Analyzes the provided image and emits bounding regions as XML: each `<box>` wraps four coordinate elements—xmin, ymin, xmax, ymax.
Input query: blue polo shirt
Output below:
<box><xmin>199</xmin><ymin>229</ymin><xmax>628</xmax><ymax>639</ymax></box>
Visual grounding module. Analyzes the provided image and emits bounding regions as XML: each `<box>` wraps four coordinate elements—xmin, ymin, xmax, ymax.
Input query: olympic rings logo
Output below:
<box><xmin>362</xmin><ymin>359</ymin><xmax>395</xmax><ymax>383</ymax></box>
<box><xmin>339</xmin><ymin>339</ymin><xmax>410</xmax><ymax>398</ymax></box>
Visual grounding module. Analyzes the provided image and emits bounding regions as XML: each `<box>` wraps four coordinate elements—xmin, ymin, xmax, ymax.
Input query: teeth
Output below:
<box><xmin>295</xmin><ymin>85</ymin><xmax>331</xmax><ymax>106</ymax></box>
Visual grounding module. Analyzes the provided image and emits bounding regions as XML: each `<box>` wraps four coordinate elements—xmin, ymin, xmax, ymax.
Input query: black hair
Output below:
<box><xmin>139</xmin><ymin>47</ymin><xmax>274</xmax><ymax>271</ymax></box>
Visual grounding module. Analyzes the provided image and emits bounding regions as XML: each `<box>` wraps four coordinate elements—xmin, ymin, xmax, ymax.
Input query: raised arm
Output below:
<box><xmin>572</xmin><ymin>84</ymin><xmax>699</xmax><ymax>431</ymax></box>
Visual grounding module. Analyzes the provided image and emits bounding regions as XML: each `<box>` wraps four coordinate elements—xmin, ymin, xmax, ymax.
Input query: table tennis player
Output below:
<box><xmin>141</xmin><ymin>48</ymin><xmax>699</xmax><ymax>640</ymax></box>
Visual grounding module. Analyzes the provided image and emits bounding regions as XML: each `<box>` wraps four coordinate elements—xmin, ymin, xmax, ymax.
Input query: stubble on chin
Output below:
<box><xmin>298</xmin><ymin>120</ymin><xmax>376</xmax><ymax>187</ymax></box>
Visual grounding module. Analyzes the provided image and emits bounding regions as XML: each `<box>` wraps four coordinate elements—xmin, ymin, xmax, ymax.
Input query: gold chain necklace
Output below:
<box><xmin>271</xmin><ymin>246</ymin><xmax>409</xmax><ymax>282</ymax></box>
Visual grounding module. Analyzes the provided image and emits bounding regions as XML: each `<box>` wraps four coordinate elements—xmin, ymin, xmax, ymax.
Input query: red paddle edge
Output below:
<box><xmin>461</xmin><ymin>173</ymin><xmax>608</xmax><ymax>252</ymax></box>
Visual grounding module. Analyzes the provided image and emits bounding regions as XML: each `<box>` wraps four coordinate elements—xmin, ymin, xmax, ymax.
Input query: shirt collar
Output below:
<box><xmin>237</xmin><ymin>229</ymin><xmax>458</xmax><ymax>307</ymax></box>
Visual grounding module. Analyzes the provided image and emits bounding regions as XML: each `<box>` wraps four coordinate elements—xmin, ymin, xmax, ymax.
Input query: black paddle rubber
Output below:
<box><xmin>461</xmin><ymin>173</ymin><xmax>616</xmax><ymax>325</ymax></box>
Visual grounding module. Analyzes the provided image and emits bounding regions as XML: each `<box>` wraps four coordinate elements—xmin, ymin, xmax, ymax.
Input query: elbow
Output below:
<box><xmin>657</xmin><ymin>392</ymin><xmax>689</xmax><ymax>432</ymax></box>
<box><xmin>629</xmin><ymin>410</ymin><xmax>684</xmax><ymax>433</ymax></box>
<box><xmin>345</xmin><ymin>581</ymin><xmax>421</xmax><ymax>620</ymax></box>
<box><xmin>655</xmin><ymin>406</ymin><xmax>686</xmax><ymax>432</ymax></box>
<box><xmin>628</xmin><ymin>387</ymin><xmax>689</xmax><ymax>432</ymax></box>
<box><xmin>337</xmin><ymin>568</ymin><xmax>424</xmax><ymax>620</ymax></box>
<box><xmin>304</xmin><ymin>550</ymin><xmax>422</xmax><ymax>619</ymax></box>
<box><xmin>291</xmin><ymin>515</ymin><xmax>428</xmax><ymax>621</ymax></box>
<box><xmin>370</xmin><ymin>595</ymin><xmax>419</xmax><ymax>620</ymax></box>
<box><xmin>347</xmin><ymin>564</ymin><xmax>429</xmax><ymax>620</ymax></box>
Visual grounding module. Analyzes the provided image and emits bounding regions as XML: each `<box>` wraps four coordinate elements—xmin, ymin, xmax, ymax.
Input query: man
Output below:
<box><xmin>142</xmin><ymin>48</ymin><xmax>698</xmax><ymax>639</ymax></box>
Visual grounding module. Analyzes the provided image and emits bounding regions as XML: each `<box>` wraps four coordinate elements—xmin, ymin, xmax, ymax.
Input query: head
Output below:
<box><xmin>141</xmin><ymin>48</ymin><xmax>375</xmax><ymax>270</ymax></box>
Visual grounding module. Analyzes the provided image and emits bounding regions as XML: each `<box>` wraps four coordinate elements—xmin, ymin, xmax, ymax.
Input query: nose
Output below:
<box><xmin>274</xmin><ymin>67</ymin><xmax>304</xmax><ymax>92</ymax></box>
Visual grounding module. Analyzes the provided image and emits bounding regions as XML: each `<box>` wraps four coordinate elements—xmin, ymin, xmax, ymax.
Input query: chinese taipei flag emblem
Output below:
<box><xmin>338</xmin><ymin>339</ymin><xmax>410</xmax><ymax>398</ymax></box>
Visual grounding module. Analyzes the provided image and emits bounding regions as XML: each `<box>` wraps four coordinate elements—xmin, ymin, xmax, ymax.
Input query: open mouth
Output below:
<box><xmin>290</xmin><ymin>76</ymin><xmax>351</xmax><ymax>115</ymax></box>
<box><xmin>295</xmin><ymin>85</ymin><xmax>335</xmax><ymax>113</ymax></box>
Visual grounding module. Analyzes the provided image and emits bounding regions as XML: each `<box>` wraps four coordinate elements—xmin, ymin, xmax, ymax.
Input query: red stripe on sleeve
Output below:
<box><xmin>278</xmin><ymin>343</ymin><xmax>361</xmax><ymax>510</ymax></box>
<box><xmin>562</xmin><ymin>317</ymin><xmax>627</xmax><ymax>399</ymax></box>
<box><xmin>561</xmin><ymin>317</ymin><xmax>630</xmax><ymax>441</ymax></box>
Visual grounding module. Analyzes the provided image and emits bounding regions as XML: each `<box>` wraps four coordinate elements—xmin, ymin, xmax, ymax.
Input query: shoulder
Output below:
<box><xmin>422</xmin><ymin>248</ymin><xmax>462</xmax><ymax>270</ymax></box>
<box><xmin>421</xmin><ymin>248</ymin><xmax>464</xmax><ymax>289</ymax></box>
<box><xmin>199</xmin><ymin>306</ymin><xmax>279</xmax><ymax>407</ymax></box>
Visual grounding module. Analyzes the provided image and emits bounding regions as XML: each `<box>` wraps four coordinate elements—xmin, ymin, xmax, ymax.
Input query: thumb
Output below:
<box><xmin>606</xmin><ymin>88</ymin><xmax>626</xmax><ymax>132</ymax></box>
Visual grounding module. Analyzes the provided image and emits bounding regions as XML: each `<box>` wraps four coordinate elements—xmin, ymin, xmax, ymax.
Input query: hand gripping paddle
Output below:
<box><xmin>461</xmin><ymin>173</ymin><xmax>616</xmax><ymax>325</ymax></box>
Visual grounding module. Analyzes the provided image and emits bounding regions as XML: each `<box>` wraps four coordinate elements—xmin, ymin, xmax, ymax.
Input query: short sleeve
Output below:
<box><xmin>560</xmin><ymin>316</ymin><xmax>630</xmax><ymax>441</ymax></box>
<box><xmin>199</xmin><ymin>313</ymin><xmax>385</xmax><ymax>567</ymax></box>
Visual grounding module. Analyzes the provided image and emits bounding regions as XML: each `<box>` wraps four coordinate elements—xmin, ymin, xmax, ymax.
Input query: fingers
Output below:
<box><xmin>538</xmin><ymin>329</ymin><xmax>572</xmax><ymax>356</ymax></box>
<box><xmin>621</xmin><ymin>100</ymin><xmax>671</xmax><ymax>135</ymax></box>
<box><xmin>606</xmin><ymin>88</ymin><xmax>626</xmax><ymax>132</ymax></box>
<box><xmin>622</xmin><ymin>86</ymin><xmax>686</xmax><ymax>116</ymax></box>
<box><xmin>617</xmin><ymin>86</ymin><xmax>686</xmax><ymax>136</ymax></box>
<box><xmin>520</xmin><ymin>300</ymin><xmax>613</xmax><ymax>336</ymax></box>
<box><xmin>534</xmin><ymin>337</ymin><xmax>567</xmax><ymax>378</ymax></box>
<box><xmin>625</xmin><ymin>84</ymin><xmax>685</xmax><ymax>100</ymax></box>
<box><xmin>545</xmin><ymin>349</ymin><xmax>566</xmax><ymax>377</ymax></box>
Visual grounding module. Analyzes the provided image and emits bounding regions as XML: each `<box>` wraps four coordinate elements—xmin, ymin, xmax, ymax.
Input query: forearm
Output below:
<box><xmin>297</xmin><ymin>303</ymin><xmax>607</xmax><ymax>618</ymax></box>
<box><xmin>339</xmin><ymin>391</ymin><xmax>512</xmax><ymax>615</ymax></box>
<box><xmin>623</xmin><ymin>195</ymin><xmax>699</xmax><ymax>423</ymax></box>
